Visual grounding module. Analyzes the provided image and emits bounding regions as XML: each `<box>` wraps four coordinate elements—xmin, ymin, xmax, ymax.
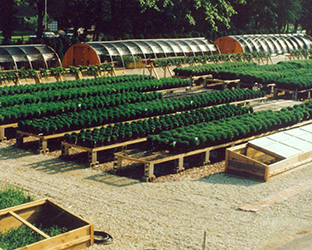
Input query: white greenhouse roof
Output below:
<box><xmin>229</xmin><ymin>34</ymin><xmax>312</xmax><ymax>55</ymax></box>
<box><xmin>87</xmin><ymin>38</ymin><xmax>219</xmax><ymax>67</ymax></box>
<box><xmin>249</xmin><ymin>123</ymin><xmax>312</xmax><ymax>158</ymax></box>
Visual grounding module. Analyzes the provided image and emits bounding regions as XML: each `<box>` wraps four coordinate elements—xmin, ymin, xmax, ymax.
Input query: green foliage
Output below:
<box><xmin>0</xmin><ymin>186</ymin><xmax>33</xmax><ymax>210</ymax></box>
<box><xmin>18</xmin><ymin>88</ymin><xmax>264</xmax><ymax>135</ymax></box>
<box><xmin>147</xmin><ymin>101</ymin><xmax>312</xmax><ymax>152</ymax></box>
<box><xmin>0</xmin><ymin>224</ymin><xmax>67</xmax><ymax>250</ymax></box>
<box><xmin>63</xmin><ymin>103</ymin><xmax>252</xmax><ymax>147</ymax></box>
<box><xmin>174</xmin><ymin>61</ymin><xmax>256</xmax><ymax>76</ymax></box>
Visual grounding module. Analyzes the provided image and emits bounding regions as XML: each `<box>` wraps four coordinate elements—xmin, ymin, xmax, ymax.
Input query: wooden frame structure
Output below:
<box><xmin>114</xmin><ymin>119</ymin><xmax>312</xmax><ymax>182</ymax></box>
<box><xmin>58</xmin><ymin>97</ymin><xmax>267</xmax><ymax>168</ymax></box>
<box><xmin>225</xmin><ymin>141</ymin><xmax>312</xmax><ymax>181</ymax></box>
<box><xmin>0</xmin><ymin>198</ymin><xmax>94</xmax><ymax>250</ymax></box>
<box><xmin>0</xmin><ymin>123</ymin><xmax>18</xmax><ymax>142</ymax></box>
<box><xmin>61</xmin><ymin>138</ymin><xmax>147</xmax><ymax>168</ymax></box>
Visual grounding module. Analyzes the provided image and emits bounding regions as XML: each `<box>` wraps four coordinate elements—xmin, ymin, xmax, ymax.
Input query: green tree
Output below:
<box><xmin>0</xmin><ymin>0</ymin><xmax>18</xmax><ymax>44</ymax></box>
<box><xmin>298</xmin><ymin>0</ymin><xmax>312</xmax><ymax>35</ymax></box>
<box><xmin>28</xmin><ymin>0</ymin><xmax>45</xmax><ymax>39</ymax></box>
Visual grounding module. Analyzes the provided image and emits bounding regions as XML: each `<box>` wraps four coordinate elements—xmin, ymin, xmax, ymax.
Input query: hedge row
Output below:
<box><xmin>147</xmin><ymin>101</ymin><xmax>312</xmax><ymax>152</ymax></box>
<box><xmin>0</xmin><ymin>78</ymin><xmax>188</xmax><ymax>108</ymax></box>
<box><xmin>0</xmin><ymin>91</ymin><xmax>162</xmax><ymax>125</ymax></box>
<box><xmin>17</xmin><ymin>88</ymin><xmax>265</xmax><ymax>135</ymax></box>
<box><xmin>173</xmin><ymin>62</ymin><xmax>256</xmax><ymax>76</ymax></box>
<box><xmin>0</xmin><ymin>74</ymin><xmax>154</xmax><ymax>97</ymax></box>
<box><xmin>64</xmin><ymin>103</ymin><xmax>252</xmax><ymax>148</ymax></box>
<box><xmin>154</xmin><ymin>52</ymin><xmax>270</xmax><ymax>68</ymax></box>
<box><xmin>216</xmin><ymin>59</ymin><xmax>312</xmax><ymax>84</ymax></box>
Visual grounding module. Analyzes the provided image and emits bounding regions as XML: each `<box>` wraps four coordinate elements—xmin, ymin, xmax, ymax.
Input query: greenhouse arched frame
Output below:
<box><xmin>214</xmin><ymin>34</ymin><xmax>312</xmax><ymax>55</ymax></box>
<box><xmin>0</xmin><ymin>44</ymin><xmax>62</xmax><ymax>71</ymax></box>
<box><xmin>62</xmin><ymin>38</ymin><xmax>220</xmax><ymax>68</ymax></box>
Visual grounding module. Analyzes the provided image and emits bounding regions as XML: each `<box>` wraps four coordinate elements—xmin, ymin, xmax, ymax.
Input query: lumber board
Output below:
<box><xmin>9</xmin><ymin>211</ymin><xmax>51</xmax><ymax>239</ymax></box>
<box><xmin>0</xmin><ymin>199</ymin><xmax>46</xmax><ymax>215</ymax></box>
<box><xmin>62</xmin><ymin>138</ymin><xmax>147</xmax><ymax>153</ymax></box>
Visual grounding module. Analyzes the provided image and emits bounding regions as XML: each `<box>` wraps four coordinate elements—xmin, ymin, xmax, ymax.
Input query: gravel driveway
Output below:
<box><xmin>0</xmin><ymin>139</ymin><xmax>311</xmax><ymax>250</ymax></box>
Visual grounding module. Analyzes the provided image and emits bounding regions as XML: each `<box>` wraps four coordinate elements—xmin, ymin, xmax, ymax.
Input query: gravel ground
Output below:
<box><xmin>0</xmin><ymin>138</ymin><xmax>312</xmax><ymax>250</ymax></box>
<box><xmin>1</xmin><ymin>55</ymin><xmax>311</xmax><ymax>249</ymax></box>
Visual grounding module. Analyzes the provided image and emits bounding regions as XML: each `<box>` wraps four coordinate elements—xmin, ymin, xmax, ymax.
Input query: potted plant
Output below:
<box><xmin>123</xmin><ymin>55</ymin><xmax>144</xmax><ymax>69</ymax></box>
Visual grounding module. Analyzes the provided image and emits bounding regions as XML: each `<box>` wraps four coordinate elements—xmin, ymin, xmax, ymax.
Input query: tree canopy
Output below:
<box><xmin>0</xmin><ymin>0</ymin><xmax>311</xmax><ymax>44</ymax></box>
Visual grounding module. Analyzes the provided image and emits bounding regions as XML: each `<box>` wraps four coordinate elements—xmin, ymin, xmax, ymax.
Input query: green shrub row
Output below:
<box><xmin>0</xmin><ymin>186</ymin><xmax>33</xmax><ymax>210</ymax></box>
<box><xmin>0</xmin><ymin>91</ymin><xmax>162</xmax><ymax>125</ymax></box>
<box><xmin>147</xmin><ymin>101</ymin><xmax>312</xmax><ymax>152</ymax></box>
<box><xmin>0</xmin><ymin>74</ymin><xmax>155</xmax><ymax>97</ymax></box>
<box><xmin>154</xmin><ymin>52</ymin><xmax>271</xmax><ymax>68</ymax></box>
<box><xmin>275</xmin><ymin>74</ymin><xmax>312</xmax><ymax>90</ymax></box>
<box><xmin>18</xmin><ymin>89</ymin><xmax>265</xmax><ymax>135</ymax></box>
<box><xmin>173</xmin><ymin>62</ymin><xmax>257</xmax><ymax>76</ymax></box>
<box><xmin>216</xmin><ymin>59</ymin><xmax>312</xmax><ymax>84</ymax></box>
<box><xmin>0</xmin><ymin>78</ymin><xmax>187</xmax><ymax>107</ymax></box>
<box><xmin>64</xmin><ymin>103</ymin><xmax>252</xmax><ymax>148</ymax></box>
<box><xmin>0</xmin><ymin>224</ymin><xmax>67</xmax><ymax>250</ymax></box>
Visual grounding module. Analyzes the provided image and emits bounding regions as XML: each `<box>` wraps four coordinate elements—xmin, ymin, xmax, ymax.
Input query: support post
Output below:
<box><xmin>203</xmin><ymin>149</ymin><xmax>211</xmax><ymax>165</ymax></box>
<box><xmin>142</xmin><ymin>163</ymin><xmax>155</xmax><ymax>182</ymax></box>
<box><xmin>174</xmin><ymin>157</ymin><xmax>185</xmax><ymax>173</ymax></box>
<box><xmin>292</xmin><ymin>89</ymin><xmax>298</xmax><ymax>101</ymax></box>
<box><xmin>37</xmin><ymin>138</ymin><xmax>49</xmax><ymax>154</ymax></box>
<box><xmin>117</xmin><ymin>156</ymin><xmax>122</xmax><ymax>169</ymax></box>
<box><xmin>0</xmin><ymin>127</ymin><xmax>6</xmax><ymax>142</ymax></box>
<box><xmin>15</xmin><ymin>133</ymin><xmax>24</xmax><ymax>148</ymax></box>
<box><xmin>61</xmin><ymin>144</ymin><xmax>70</xmax><ymax>157</ymax></box>
<box><xmin>88</xmin><ymin>151</ymin><xmax>99</xmax><ymax>168</ymax></box>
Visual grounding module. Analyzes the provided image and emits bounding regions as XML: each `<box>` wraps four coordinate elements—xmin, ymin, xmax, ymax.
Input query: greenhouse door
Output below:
<box><xmin>73</xmin><ymin>45</ymin><xmax>88</xmax><ymax>66</ymax></box>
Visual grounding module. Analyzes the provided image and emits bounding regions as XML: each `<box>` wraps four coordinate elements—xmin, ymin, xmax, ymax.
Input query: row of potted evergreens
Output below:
<box><xmin>17</xmin><ymin>89</ymin><xmax>265</xmax><ymax>135</ymax></box>
<box><xmin>63</xmin><ymin>103</ymin><xmax>252</xmax><ymax>148</ymax></box>
<box><xmin>147</xmin><ymin>101</ymin><xmax>312</xmax><ymax>152</ymax></box>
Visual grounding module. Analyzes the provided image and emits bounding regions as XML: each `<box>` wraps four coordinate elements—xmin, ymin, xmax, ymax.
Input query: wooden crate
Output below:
<box><xmin>225</xmin><ymin>142</ymin><xmax>312</xmax><ymax>181</ymax></box>
<box><xmin>0</xmin><ymin>198</ymin><xmax>94</xmax><ymax>250</ymax></box>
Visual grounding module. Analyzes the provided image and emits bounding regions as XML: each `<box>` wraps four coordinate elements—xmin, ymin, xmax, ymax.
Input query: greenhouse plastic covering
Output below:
<box><xmin>249</xmin><ymin>124</ymin><xmax>312</xmax><ymax>158</ymax></box>
<box><xmin>87</xmin><ymin>38</ymin><xmax>219</xmax><ymax>67</ymax></box>
<box><xmin>229</xmin><ymin>34</ymin><xmax>312</xmax><ymax>55</ymax></box>
<box><xmin>0</xmin><ymin>44</ymin><xmax>61</xmax><ymax>71</ymax></box>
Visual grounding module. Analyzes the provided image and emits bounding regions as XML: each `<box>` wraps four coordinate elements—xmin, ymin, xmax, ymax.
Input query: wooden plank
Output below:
<box><xmin>0</xmin><ymin>199</ymin><xmax>46</xmax><ymax>215</ymax></box>
<box><xmin>16</xmin><ymin>225</ymin><xmax>93</xmax><ymax>250</ymax></box>
<box><xmin>62</xmin><ymin>138</ymin><xmax>147</xmax><ymax>153</ymax></box>
<box><xmin>269</xmin><ymin>157</ymin><xmax>312</xmax><ymax>177</ymax></box>
<box><xmin>0</xmin><ymin>122</ymin><xmax>18</xmax><ymax>141</ymax></box>
<box><xmin>114</xmin><ymin>153</ymin><xmax>151</xmax><ymax>164</ymax></box>
<box><xmin>8</xmin><ymin>211</ymin><xmax>51</xmax><ymax>239</ymax></box>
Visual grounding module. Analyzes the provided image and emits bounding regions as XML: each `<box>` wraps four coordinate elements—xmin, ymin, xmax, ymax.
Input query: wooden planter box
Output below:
<box><xmin>0</xmin><ymin>198</ymin><xmax>94</xmax><ymax>250</ymax></box>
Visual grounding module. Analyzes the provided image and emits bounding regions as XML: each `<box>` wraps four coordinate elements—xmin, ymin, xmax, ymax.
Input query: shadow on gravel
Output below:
<box><xmin>197</xmin><ymin>173</ymin><xmax>260</xmax><ymax>187</ymax></box>
<box><xmin>0</xmin><ymin>145</ymin><xmax>33</xmax><ymax>159</ymax></box>
<box><xmin>26</xmin><ymin>158</ymin><xmax>86</xmax><ymax>174</ymax></box>
<box><xmin>85</xmin><ymin>173</ymin><xmax>141</xmax><ymax>187</ymax></box>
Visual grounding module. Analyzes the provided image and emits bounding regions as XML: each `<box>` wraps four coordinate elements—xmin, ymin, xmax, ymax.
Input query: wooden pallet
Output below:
<box><xmin>114</xmin><ymin>119</ymin><xmax>312</xmax><ymax>182</ymax></box>
<box><xmin>0</xmin><ymin>198</ymin><xmax>94</xmax><ymax>249</ymax></box>
<box><xmin>61</xmin><ymin>138</ymin><xmax>147</xmax><ymax>168</ymax></box>
<box><xmin>0</xmin><ymin>123</ymin><xmax>18</xmax><ymax>141</ymax></box>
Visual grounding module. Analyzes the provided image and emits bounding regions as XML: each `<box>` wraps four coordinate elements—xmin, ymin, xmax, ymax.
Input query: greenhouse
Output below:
<box><xmin>62</xmin><ymin>38</ymin><xmax>220</xmax><ymax>68</ymax></box>
<box><xmin>0</xmin><ymin>44</ymin><xmax>61</xmax><ymax>71</ymax></box>
<box><xmin>214</xmin><ymin>34</ymin><xmax>312</xmax><ymax>55</ymax></box>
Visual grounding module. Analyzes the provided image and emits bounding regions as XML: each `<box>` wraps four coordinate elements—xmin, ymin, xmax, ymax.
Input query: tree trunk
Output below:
<box><xmin>36</xmin><ymin>0</ymin><xmax>45</xmax><ymax>39</ymax></box>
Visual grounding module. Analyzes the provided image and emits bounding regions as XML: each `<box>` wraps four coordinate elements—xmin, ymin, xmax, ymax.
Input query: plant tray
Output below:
<box><xmin>0</xmin><ymin>198</ymin><xmax>94</xmax><ymax>250</ymax></box>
